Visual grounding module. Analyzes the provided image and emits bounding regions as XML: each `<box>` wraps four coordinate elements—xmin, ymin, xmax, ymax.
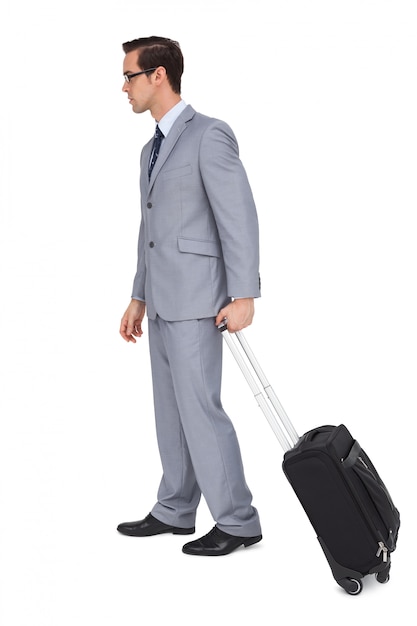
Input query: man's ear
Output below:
<box><xmin>153</xmin><ymin>66</ymin><xmax>167</xmax><ymax>84</ymax></box>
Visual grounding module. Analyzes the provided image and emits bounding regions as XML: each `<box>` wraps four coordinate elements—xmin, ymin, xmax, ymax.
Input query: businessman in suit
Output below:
<box><xmin>117</xmin><ymin>36</ymin><xmax>262</xmax><ymax>556</ymax></box>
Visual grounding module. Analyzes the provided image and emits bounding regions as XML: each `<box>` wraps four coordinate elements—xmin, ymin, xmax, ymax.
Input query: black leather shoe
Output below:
<box><xmin>117</xmin><ymin>513</ymin><xmax>195</xmax><ymax>537</ymax></box>
<box><xmin>182</xmin><ymin>526</ymin><xmax>262</xmax><ymax>556</ymax></box>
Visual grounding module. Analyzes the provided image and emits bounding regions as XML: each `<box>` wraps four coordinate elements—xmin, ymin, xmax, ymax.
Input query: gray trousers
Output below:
<box><xmin>148</xmin><ymin>316</ymin><xmax>261</xmax><ymax>537</ymax></box>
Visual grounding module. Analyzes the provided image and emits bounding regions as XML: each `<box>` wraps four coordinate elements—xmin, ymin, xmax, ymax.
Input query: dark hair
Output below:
<box><xmin>122</xmin><ymin>36</ymin><xmax>183</xmax><ymax>94</ymax></box>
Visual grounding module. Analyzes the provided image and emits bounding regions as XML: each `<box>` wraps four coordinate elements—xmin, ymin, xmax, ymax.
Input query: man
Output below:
<box><xmin>117</xmin><ymin>36</ymin><xmax>262</xmax><ymax>556</ymax></box>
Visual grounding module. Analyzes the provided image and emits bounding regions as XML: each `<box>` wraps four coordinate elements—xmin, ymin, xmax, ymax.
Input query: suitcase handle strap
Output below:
<box><xmin>342</xmin><ymin>440</ymin><xmax>362</xmax><ymax>469</ymax></box>
<box><xmin>218</xmin><ymin>320</ymin><xmax>299</xmax><ymax>451</ymax></box>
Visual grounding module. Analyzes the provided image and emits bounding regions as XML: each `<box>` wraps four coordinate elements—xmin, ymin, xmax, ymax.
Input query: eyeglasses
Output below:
<box><xmin>123</xmin><ymin>68</ymin><xmax>157</xmax><ymax>83</ymax></box>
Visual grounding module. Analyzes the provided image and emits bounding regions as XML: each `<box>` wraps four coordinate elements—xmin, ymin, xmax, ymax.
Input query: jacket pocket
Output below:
<box><xmin>177</xmin><ymin>236</ymin><xmax>221</xmax><ymax>258</ymax></box>
<box><xmin>162</xmin><ymin>164</ymin><xmax>192</xmax><ymax>180</ymax></box>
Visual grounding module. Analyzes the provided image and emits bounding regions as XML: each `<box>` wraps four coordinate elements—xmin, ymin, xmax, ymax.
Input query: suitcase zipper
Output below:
<box><xmin>376</xmin><ymin>541</ymin><xmax>389</xmax><ymax>562</ymax></box>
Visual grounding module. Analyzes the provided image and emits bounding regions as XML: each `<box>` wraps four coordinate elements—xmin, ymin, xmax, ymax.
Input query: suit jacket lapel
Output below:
<box><xmin>147</xmin><ymin>105</ymin><xmax>195</xmax><ymax>191</ymax></box>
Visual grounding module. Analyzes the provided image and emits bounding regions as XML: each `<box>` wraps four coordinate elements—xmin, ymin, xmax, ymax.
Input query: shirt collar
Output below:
<box><xmin>156</xmin><ymin>100</ymin><xmax>187</xmax><ymax>138</ymax></box>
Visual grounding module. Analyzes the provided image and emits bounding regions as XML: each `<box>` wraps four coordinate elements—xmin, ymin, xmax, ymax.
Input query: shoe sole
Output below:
<box><xmin>117</xmin><ymin>527</ymin><xmax>195</xmax><ymax>537</ymax></box>
<box><xmin>173</xmin><ymin>527</ymin><xmax>196</xmax><ymax>535</ymax></box>
<box><xmin>243</xmin><ymin>535</ymin><xmax>262</xmax><ymax>547</ymax></box>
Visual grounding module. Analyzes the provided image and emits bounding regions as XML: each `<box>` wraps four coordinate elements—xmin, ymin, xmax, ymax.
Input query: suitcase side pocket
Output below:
<box><xmin>343</xmin><ymin>441</ymin><xmax>400</xmax><ymax>553</ymax></box>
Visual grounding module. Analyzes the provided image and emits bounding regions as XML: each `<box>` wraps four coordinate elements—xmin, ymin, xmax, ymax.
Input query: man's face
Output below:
<box><xmin>122</xmin><ymin>50</ymin><xmax>155</xmax><ymax>114</ymax></box>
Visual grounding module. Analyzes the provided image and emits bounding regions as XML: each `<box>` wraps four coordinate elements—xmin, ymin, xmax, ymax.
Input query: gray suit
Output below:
<box><xmin>132</xmin><ymin>105</ymin><xmax>261</xmax><ymax>537</ymax></box>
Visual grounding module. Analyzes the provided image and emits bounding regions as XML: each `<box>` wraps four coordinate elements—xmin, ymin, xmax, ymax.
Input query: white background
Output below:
<box><xmin>0</xmin><ymin>1</ymin><xmax>416</xmax><ymax>624</ymax></box>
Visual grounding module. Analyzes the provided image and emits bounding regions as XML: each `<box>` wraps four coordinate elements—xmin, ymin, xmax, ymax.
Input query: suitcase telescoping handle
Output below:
<box><xmin>218</xmin><ymin>320</ymin><xmax>299</xmax><ymax>452</ymax></box>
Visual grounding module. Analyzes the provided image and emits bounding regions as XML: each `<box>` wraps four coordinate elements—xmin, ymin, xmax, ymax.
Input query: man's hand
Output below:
<box><xmin>215</xmin><ymin>298</ymin><xmax>255</xmax><ymax>333</ymax></box>
<box><xmin>120</xmin><ymin>299</ymin><xmax>146</xmax><ymax>343</ymax></box>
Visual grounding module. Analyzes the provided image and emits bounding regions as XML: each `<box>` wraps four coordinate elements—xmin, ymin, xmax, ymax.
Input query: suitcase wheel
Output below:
<box><xmin>338</xmin><ymin>577</ymin><xmax>363</xmax><ymax>595</ymax></box>
<box><xmin>376</xmin><ymin>570</ymin><xmax>390</xmax><ymax>584</ymax></box>
<box><xmin>375</xmin><ymin>561</ymin><xmax>391</xmax><ymax>584</ymax></box>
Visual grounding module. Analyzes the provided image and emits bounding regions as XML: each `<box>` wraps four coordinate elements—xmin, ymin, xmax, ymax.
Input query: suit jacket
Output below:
<box><xmin>132</xmin><ymin>105</ymin><xmax>260</xmax><ymax>321</ymax></box>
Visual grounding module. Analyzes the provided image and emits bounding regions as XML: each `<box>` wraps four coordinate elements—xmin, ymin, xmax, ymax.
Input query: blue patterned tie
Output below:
<box><xmin>148</xmin><ymin>125</ymin><xmax>164</xmax><ymax>179</ymax></box>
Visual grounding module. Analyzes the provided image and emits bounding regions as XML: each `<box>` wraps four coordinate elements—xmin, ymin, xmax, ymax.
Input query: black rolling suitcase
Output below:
<box><xmin>219</xmin><ymin>324</ymin><xmax>400</xmax><ymax>595</ymax></box>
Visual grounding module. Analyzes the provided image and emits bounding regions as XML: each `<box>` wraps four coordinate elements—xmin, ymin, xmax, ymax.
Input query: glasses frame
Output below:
<box><xmin>123</xmin><ymin>67</ymin><xmax>157</xmax><ymax>83</ymax></box>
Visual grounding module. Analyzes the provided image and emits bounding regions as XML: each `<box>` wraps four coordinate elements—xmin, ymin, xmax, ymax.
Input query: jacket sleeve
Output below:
<box><xmin>199</xmin><ymin>120</ymin><xmax>261</xmax><ymax>298</ymax></box>
<box><xmin>131</xmin><ymin>218</ymin><xmax>146</xmax><ymax>300</ymax></box>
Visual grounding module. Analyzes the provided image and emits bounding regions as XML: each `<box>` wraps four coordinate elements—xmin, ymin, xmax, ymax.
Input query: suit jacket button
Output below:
<box><xmin>147</xmin><ymin>202</ymin><xmax>152</xmax><ymax>209</ymax></box>
<box><xmin>149</xmin><ymin>241</ymin><xmax>155</xmax><ymax>248</ymax></box>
